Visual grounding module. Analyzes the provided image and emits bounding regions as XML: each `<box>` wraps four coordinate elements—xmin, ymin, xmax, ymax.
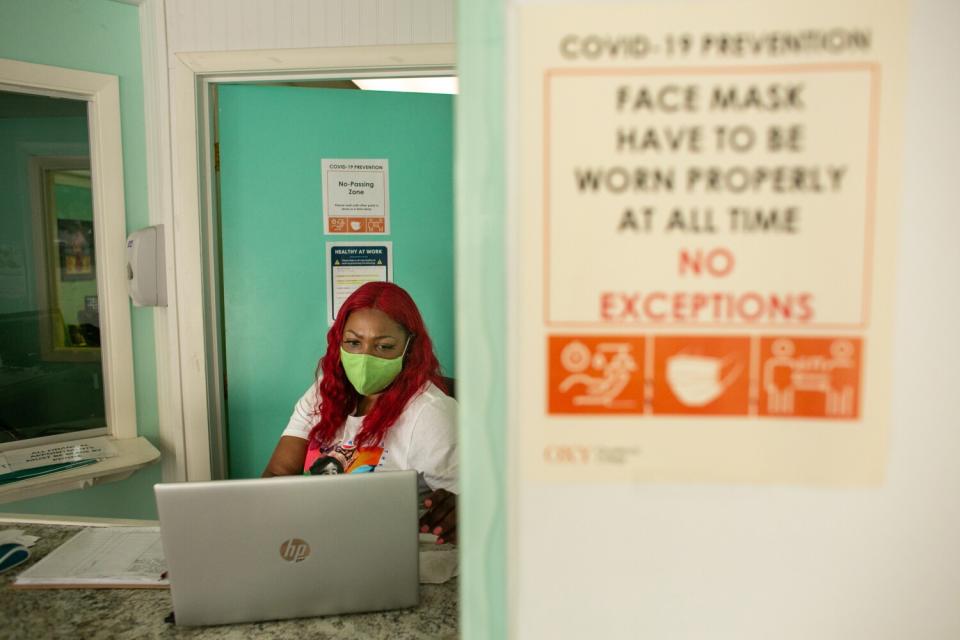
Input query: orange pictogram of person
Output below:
<box><xmin>762</xmin><ymin>338</ymin><xmax>857</xmax><ymax>417</ymax></box>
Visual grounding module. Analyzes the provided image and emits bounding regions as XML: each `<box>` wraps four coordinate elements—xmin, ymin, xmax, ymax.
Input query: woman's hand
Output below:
<box><xmin>419</xmin><ymin>488</ymin><xmax>457</xmax><ymax>545</ymax></box>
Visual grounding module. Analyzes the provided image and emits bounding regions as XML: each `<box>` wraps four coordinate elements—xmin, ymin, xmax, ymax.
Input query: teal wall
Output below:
<box><xmin>217</xmin><ymin>84</ymin><xmax>454</xmax><ymax>479</ymax></box>
<box><xmin>1</xmin><ymin>0</ymin><xmax>161</xmax><ymax>518</ymax></box>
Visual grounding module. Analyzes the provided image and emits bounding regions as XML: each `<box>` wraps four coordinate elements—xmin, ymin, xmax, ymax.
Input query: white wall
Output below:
<box><xmin>515</xmin><ymin>1</ymin><xmax>960</xmax><ymax>638</ymax></box>
<box><xmin>164</xmin><ymin>0</ymin><xmax>453</xmax><ymax>52</ymax></box>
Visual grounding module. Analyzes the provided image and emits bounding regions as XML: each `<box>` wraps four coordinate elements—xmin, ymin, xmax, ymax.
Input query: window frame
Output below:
<box><xmin>0</xmin><ymin>58</ymin><xmax>145</xmax><ymax>498</ymax></box>
<box><xmin>29</xmin><ymin>156</ymin><xmax>102</xmax><ymax>365</ymax></box>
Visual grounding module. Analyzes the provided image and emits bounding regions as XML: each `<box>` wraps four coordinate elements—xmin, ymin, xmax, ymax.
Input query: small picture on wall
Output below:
<box><xmin>57</xmin><ymin>219</ymin><xmax>95</xmax><ymax>281</ymax></box>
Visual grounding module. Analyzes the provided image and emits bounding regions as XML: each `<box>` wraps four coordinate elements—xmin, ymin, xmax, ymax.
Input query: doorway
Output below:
<box><xmin>212</xmin><ymin>79</ymin><xmax>455</xmax><ymax>478</ymax></box>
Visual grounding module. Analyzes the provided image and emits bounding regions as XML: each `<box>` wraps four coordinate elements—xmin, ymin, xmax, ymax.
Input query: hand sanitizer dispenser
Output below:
<box><xmin>126</xmin><ymin>225</ymin><xmax>167</xmax><ymax>307</ymax></box>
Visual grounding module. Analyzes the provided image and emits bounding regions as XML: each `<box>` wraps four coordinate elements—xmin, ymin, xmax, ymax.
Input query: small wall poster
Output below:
<box><xmin>325</xmin><ymin>242</ymin><xmax>393</xmax><ymax>324</ymax></box>
<box><xmin>322</xmin><ymin>159</ymin><xmax>390</xmax><ymax>234</ymax></box>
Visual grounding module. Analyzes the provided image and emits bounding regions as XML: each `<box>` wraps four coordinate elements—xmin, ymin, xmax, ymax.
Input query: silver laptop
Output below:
<box><xmin>154</xmin><ymin>470</ymin><xmax>419</xmax><ymax>626</ymax></box>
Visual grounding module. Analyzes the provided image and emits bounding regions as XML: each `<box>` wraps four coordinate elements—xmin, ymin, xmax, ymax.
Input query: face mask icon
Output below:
<box><xmin>666</xmin><ymin>354</ymin><xmax>742</xmax><ymax>407</ymax></box>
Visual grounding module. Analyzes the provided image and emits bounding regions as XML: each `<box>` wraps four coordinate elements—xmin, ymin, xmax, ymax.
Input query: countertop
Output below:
<box><xmin>0</xmin><ymin>522</ymin><xmax>458</xmax><ymax>640</ymax></box>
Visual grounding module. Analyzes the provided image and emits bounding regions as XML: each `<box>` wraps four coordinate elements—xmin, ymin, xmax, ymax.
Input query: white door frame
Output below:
<box><xmin>161</xmin><ymin>44</ymin><xmax>455</xmax><ymax>481</ymax></box>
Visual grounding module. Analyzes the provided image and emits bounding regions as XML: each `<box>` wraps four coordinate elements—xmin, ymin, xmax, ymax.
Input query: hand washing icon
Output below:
<box><xmin>557</xmin><ymin>340</ymin><xmax>639</xmax><ymax>408</ymax></box>
<box><xmin>665</xmin><ymin>354</ymin><xmax>743</xmax><ymax>407</ymax></box>
<box><xmin>548</xmin><ymin>335</ymin><xmax>646</xmax><ymax>414</ymax></box>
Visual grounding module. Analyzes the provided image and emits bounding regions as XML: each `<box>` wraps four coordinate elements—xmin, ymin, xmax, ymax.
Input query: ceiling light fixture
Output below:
<box><xmin>352</xmin><ymin>77</ymin><xmax>458</xmax><ymax>94</ymax></box>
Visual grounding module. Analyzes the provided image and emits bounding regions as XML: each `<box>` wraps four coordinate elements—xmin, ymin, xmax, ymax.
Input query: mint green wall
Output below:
<box><xmin>217</xmin><ymin>84</ymin><xmax>454</xmax><ymax>479</ymax></box>
<box><xmin>457</xmin><ymin>2</ymin><xmax>508</xmax><ymax>639</ymax></box>
<box><xmin>1</xmin><ymin>0</ymin><xmax>161</xmax><ymax>518</ymax></box>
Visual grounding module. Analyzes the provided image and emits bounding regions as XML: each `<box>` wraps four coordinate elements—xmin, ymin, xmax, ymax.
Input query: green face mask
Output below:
<box><xmin>340</xmin><ymin>343</ymin><xmax>407</xmax><ymax>396</ymax></box>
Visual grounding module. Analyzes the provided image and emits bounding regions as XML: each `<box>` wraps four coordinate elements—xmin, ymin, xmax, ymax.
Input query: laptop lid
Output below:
<box><xmin>154</xmin><ymin>470</ymin><xmax>419</xmax><ymax>626</ymax></box>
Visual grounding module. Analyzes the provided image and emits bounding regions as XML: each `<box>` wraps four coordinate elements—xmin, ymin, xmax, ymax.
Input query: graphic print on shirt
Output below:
<box><xmin>304</xmin><ymin>440</ymin><xmax>385</xmax><ymax>475</ymax></box>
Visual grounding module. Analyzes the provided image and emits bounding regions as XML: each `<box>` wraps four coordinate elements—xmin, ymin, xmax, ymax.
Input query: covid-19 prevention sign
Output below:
<box><xmin>509</xmin><ymin>0</ymin><xmax>907</xmax><ymax>485</ymax></box>
<box><xmin>322</xmin><ymin>159</ymin><xmax>390</xmax><ymax>234</ymax></box>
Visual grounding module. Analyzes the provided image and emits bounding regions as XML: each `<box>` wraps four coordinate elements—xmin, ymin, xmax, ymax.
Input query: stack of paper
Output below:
<box><xmin>13</xmin><ymin>526</ymin><xmax>168</xmax><ymax>589</ymax></box>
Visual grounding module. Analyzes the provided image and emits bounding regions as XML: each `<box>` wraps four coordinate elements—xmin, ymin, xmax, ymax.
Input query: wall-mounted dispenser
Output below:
<box><xmin>126</xmin><ymin>225</ymin><xmax>166</xmax><ymax>307</ymax></box>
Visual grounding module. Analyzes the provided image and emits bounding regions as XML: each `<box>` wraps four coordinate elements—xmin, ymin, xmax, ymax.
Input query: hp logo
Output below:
<box><xmin>279</xmin><ymin>538</ymin><xmax>311</xmax><ymax>563</ymax></box>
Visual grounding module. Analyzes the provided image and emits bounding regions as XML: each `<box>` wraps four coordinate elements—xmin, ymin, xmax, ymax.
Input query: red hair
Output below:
<box><xmin>309</xmin><ymin>281</ymin><xmax>446</xmax><ymax>448</ymax></box>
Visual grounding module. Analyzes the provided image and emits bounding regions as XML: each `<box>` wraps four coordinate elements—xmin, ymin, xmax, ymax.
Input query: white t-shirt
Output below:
<box><xmin>281</xmin><ymin>381</ymin><xmax>458</xmax><ymax>495</ymax></box>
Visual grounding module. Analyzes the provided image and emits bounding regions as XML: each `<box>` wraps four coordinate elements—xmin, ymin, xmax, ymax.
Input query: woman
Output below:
<box><xmin>263</xmin><ymin>282</ymin><xmax>458</xmax><ymax>544</ymax></box>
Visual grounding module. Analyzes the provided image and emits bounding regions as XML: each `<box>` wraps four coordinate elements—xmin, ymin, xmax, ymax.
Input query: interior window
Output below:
<box><xmin>0</xmin><ymin>89</ymin><xmax>108</xmax><ymax>447</ymax></box>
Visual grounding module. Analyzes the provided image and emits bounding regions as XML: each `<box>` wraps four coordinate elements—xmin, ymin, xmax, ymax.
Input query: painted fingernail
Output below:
<box><xmin>433</xmin><ymin>526</ymin><xmax>443</xmax><ymax>536</ymax></box>
<box><xmin>424</xmin><ymin>499</ymin><xmax>433</xmax><ymax>508</ymax></box>
<box><xmin>420</xmin><ymin>525</ymin><xmax>429</xmax><ymax>533</ymax></box>
<box><xmin>437</xmin><ymin>538</ymin><xmax>445</xmax><ymax>545</ymax></box>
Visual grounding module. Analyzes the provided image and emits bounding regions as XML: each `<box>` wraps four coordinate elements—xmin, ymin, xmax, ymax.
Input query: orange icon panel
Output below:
<box><xmin>328</xmin><ymin>217</ymin><xmax>348</xmax><ymax>233</ymax></box>
<box><xmin>651</xmin><ymin>336</ymin><xmax>750</xmax><ymax>415</ymax></box>
<box><xmin>758</xmin><ymin>336</ymin><xmax>861</xmax><ymax>419</ymax></box>
<box><xmin>548</xmin><ymin>335</ymin><xmax>645</xmax><ymax>414</ymax></box>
